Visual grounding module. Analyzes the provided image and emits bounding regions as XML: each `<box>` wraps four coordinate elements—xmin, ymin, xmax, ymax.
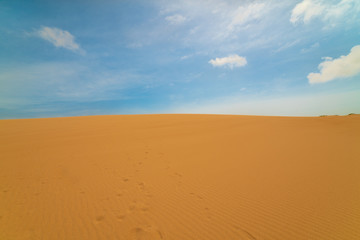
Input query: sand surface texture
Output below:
<box><xmin>1</xmin><ymin>114</ymin><xmax>360</xmax><ymax>240</ymax></box>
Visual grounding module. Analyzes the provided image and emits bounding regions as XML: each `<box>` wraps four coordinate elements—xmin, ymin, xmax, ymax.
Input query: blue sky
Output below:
<box><xmin>1</xmin><ymin>0</ymin><xmax>360</xmax><ymax>119</ymax></box>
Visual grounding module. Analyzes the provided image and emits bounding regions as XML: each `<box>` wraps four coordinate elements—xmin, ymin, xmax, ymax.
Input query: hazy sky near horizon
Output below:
<box><xmin>1</xmin><ymin>0</ymin><xmax>360</xmax><ymax>118</ymax></box>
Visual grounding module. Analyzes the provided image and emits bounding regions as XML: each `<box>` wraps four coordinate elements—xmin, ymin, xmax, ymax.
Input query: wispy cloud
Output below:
<box><xmin>129</xmin><ymin>0</ymin><xmax>280</xmax><ymax>52</ymax></box>
<box><xmin>290</xmin><ymin>0</ymin><xmax>324</xmax><ymax>24</ymax></box>
<box><xmin>37</xmin><ymin>26</ymin><xmax>84</xmax><ymax>53</ymax></box>
<box><xmin>180</xmin><ymin>54</ymin><xmax>192</xmax><ymax>60</ymax></box>
<box><xmin>209</xmin><ymin>54</ymin><xmax>247</xmax><ymax>69</ymax></box>
<box><xmin>165</xmin><ymin>14</ymin><xmax>187</xmax><ymax>24</ymax></box>
<box><xmin>227</xmin><ymin>3</ymin><xmax>266</xmax><ymax>32</ymax></box>
<box><xmin>308</xmin><ymin>45</ymin><xmax>360</xmax><ymax>84</ymax></box>
<box><xmin>274</xmin><ymin>39</ymin><xmax>301</xmax><ymax>53</ymax></box>
<box><xmin>290</xmin><ymin>0</ymin><xmax>360</xmax><ymax>26</ymax></box>
<box><xmin>301</xmin><ymin>42</ymin><xmax>320</xmax><ymax>53</ymax></box>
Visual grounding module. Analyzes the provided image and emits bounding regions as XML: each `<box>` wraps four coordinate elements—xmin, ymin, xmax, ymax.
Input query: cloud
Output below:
<box><xmin>308</xmin><ymin>45</ymin><xmax>360</xmax><ymax>84</ymax></box>
<box><xmin>129</xmin><ymin>0</ymin><xmax>280</xmax><ymax>52</ymax></box>
<box><xmin>290</xmin><ymin>0</ymin><xmax>324</xmax><ymax>24</ymax></box>
<box><xmin>180</xmin><ymin>54</ymin><xmax>192</xmax><ymax>60</ymax></box>
<box><xmin>37</xmin><ymin>26</ymin><xmax>83</xmax><ymax>53</ymax></box>
<box><xmin>165</xmin><ymin>14</ymin><xmax>187</xmax><ymax>24</ymax></box>
<box><xmin>212</xmin><ymin>2</ymin><xmax>269</xmax><ymax>41</ymax></box>
<box><xmin>290</xmin><ymin>0</ymin><xmax>359</xmax><ymax>25</ymax></box>
<box><xmin>274</xmin><ymin>39</ymin><xmax>301</xmax><ymax>53</ymax></box>
<box><xmin>227</xmin><ymin>3</ymin><xmax>266</xmax><ymax>31</ymax></box>
<box><xmin>209</xmin><ymin>54</ymin><xmax>247</xmax><ymax>69</ymax></box>
<box><xmin>301</xmin><ymin>42</ymin><xmax>320</xmax><ymax>53</ymax></box>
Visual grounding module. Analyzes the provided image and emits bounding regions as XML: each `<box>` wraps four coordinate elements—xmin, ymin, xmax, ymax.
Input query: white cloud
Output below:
<box><xmin>290</xmin><ymin>0</ymin><xmax>360</xmax><ymax>25</ymax></box>
<box><xmin>213</xmin><ymin>2</ymin><xmax>269</xmax><ymax>41</ymax></box>
<box><xmin>228</xmin><ymin>3</ymin><xmax>266</xmax><ymax>31</ymax></box>
<box><xmin>165</xmin><ymin>14</ymin><xmax>187</xmax><ymax>24</ymax></box>
<box><xmin>129</xmin><ymin>0</ymin><xmax>282</xmax><ymax>52</ymax></box>
<box><xmin>290</xmin><ymin>0</ymin><xmax>324</xmax><ymax>24</ymax></box>
<box><xmin>209</xmin><ymin>54</ymin><xmax>247</xmax><ymax>69</ymax></box>
<box><xmin>308</xmin><ymin>45</ymin><xmax>360</xmax><ymax>84</ymax></box>
<box><xmin>180</xmin><ymin>54</ymin><xmax>192</xmax><ymax>60</ymax></box>
<box><xmin>37</xmin><ymin>26</ymin><xmax>83</xmax><ymax>53</ymax></box>
<box><xmin>321</xmin><ymin>56</ymin><xmax>332</xmax><ymax>61</ymax></box>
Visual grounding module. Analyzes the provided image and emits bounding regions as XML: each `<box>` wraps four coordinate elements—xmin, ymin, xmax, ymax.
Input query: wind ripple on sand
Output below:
<box><xmin>0</xmin><ymin>114</ymin><xmax>360</xmax><ymax>239</ymax></box>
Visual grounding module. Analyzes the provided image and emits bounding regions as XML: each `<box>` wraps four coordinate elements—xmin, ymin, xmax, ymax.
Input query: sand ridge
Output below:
<box><xmin>1</xmin><ymin>114</ymin><xmax>360</xmax><ymax>239</ymax></box>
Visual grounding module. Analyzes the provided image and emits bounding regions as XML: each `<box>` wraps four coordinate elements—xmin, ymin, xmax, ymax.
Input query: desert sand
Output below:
<box><xmin>1</xmin><ymin>114</ymin><xmax>360</xmax><ymax>240</ymax></box>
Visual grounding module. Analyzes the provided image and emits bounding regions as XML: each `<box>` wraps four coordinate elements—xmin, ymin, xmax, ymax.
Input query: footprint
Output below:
<box><xmin>132</xmin><ymin>227</ymin><xmax>144</xmax><ymax>237</ymax></box>
<box><xmin>95</xmin><ymin>215</ymin><xmax>105</xmax><ymax>223</ymax></box>
<box><xmin>131</xmin><ymin>226</ymin><xmax>163</xmax><ymax>240</ymax></box>
<box><xmin>128</xmin><ymin>201</ymin><xmax>149</xmax><ymax>213</ymax></box>
<box><xmin>140</xmin><ymin>204</ymin><xmax>149</xmax><ymax>212</ymax></box>
<box><xmin>128</xmin><ymin>203</ymin><xmax>137</xmax><ymax>212</ymax></box>
<box><xmin>138</xmin><ymin>182</ymin><xmax>145</xmax><ymax>190</ymax></box>
<box><xmin>116</xmin><ymin>215</ymin><xmax>126</xmax><ymax>221</ymax></box>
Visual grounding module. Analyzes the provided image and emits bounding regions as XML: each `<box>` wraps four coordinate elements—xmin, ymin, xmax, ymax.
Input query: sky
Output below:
<box><xmin>1</xmin><ymin>0</ymin><xmax>360</xmax><ymax>119</ymax></box>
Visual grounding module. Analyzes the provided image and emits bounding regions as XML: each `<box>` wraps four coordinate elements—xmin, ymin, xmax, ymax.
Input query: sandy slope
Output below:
<box><xmin>1</xmin><ymin>114</ymin><xmax>360</xmax><ymax>240</ymax></box>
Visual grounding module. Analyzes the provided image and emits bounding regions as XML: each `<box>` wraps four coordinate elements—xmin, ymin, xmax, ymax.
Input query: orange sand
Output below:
<box><xmin>1</xmin><ymin>114</ymin><xmax>360</xmax><ymax>240</ymax></box>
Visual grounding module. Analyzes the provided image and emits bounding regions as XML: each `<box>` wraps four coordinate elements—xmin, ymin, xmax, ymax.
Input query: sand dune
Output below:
<box><xmin>1</xmin><ymin>114</ymin><xmax>360</xmax><ymax>240</ymax></box>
